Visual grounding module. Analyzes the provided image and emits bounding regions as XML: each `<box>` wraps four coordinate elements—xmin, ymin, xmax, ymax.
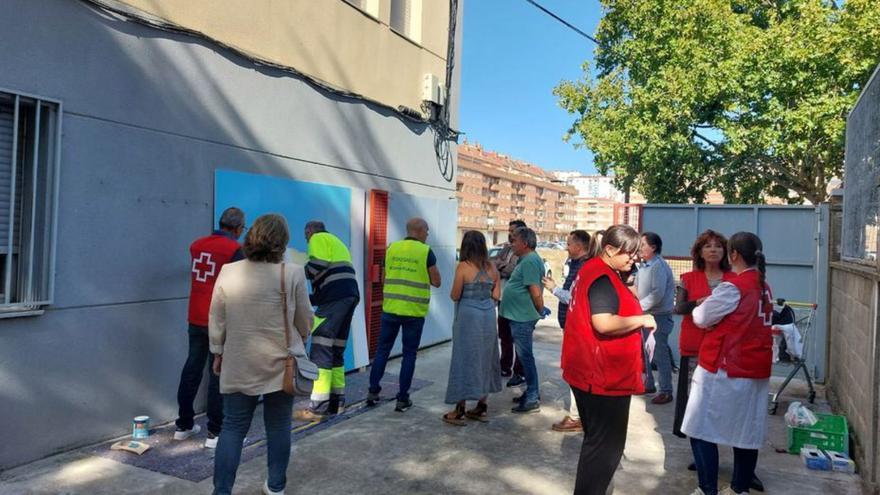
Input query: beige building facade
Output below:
<box><xmin>116</xmin><ymin>0</ymin><xmax>451</xmax><ymax>114</ymax></box>
<box><xmin>457</xmin><ymin>143</ymin><xmax>577</xmax><ymax>245</ymax></box>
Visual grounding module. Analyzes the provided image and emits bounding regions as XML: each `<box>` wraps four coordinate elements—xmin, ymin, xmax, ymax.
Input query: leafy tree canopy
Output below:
<box><xmin>555</xmin><ymin>0</ymin><xmax>880</xmax><ymax>204</ymax></box>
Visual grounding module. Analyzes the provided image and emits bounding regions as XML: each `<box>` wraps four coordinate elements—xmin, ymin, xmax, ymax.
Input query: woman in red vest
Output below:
<box><xmin>681</xmin><ymin>232</ymin><xmax>773</xmax><ymax>495</ymax></box>
<box><xmin>562</xmin><ymin>225</ymin><xmax>656</xmax><ymax>495</ymax></box>
<box><xmin>672</xmin><ymin>230</ymin><xmax>735</xmax><ymax>438</ymax></box>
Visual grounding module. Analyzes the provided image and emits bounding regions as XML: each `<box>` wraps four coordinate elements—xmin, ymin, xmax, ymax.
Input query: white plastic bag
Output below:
<box><xmin>645</xmin><ymin>331</ymin><xmax>656</xmax><ymax>363</ymax></box>
<box><xmin>773</xmin><ymin>323</ymin><xmax>804</xmax><ymax>359</ymax></box>
<box><xmin>785</xmin><ymin>401</ymin><xmax>818</xmax><ymax>427</ymax></box>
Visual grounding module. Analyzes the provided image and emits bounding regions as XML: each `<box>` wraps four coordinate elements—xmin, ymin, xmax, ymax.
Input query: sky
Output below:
<box><xmin>459</xmin><ymin>0</ymin><xmax>604</xmax><ymax>175</ymax></box>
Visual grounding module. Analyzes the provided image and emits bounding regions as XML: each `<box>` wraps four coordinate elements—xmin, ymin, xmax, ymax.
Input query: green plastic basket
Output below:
<box><xmin>787</xmin><ymin>413</ymin><xmax>849</xmax><ymax>455</ymax></box>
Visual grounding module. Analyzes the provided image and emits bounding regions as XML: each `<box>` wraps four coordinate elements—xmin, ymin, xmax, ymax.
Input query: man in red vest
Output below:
<box><xmin>174</xmin><ymin>207</ymin><xmax>245</xmax><ymax>449</ymax></box>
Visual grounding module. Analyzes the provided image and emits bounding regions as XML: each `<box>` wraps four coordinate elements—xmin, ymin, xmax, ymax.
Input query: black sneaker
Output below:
<box><xmin>366</xmin><ymin>392</ymin><xmax>380</xmax><ymax>407</ymax></box>
<box><xmin>395</xmin><ymin>399</ymin><xmax>413</xmax><ymax>412</ymax></box>
<box><xmin>506</xmin><ymin>375</ymin><xmax>526</xmax><ymax>387</ymax></box>
<box><xmin>512</xmin><ymin>393</ymin><xmax>541</xmax><ymax>403</ymax></box>
<box><xmin>511</xmin><ymin>401</ymin><xmax>540</xmax><ymax>414</ymax></box>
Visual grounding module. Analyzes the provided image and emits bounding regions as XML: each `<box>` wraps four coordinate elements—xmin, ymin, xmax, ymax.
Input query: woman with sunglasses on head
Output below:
<box><xmin>561</xmin><ymin>224</ymin><xmax>656</xmax><ymax>495</ymax></box>
<box><xmin>682</xmin><ymin>232</ymin><xmax>773</xmax><ymax>495</ymax></box>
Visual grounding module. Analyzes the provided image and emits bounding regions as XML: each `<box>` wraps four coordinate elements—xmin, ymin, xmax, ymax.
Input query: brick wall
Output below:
<box><xmin>828</xmin><ymin>262</ymin><xmax>880</xmax><ymax>492</ymax></box>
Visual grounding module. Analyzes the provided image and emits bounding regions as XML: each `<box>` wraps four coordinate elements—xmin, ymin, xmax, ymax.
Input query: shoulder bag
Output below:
<box><xmin>280</xmin><ymin>263</ymin><xmax>318</xmax><ymax>396</ymax></box>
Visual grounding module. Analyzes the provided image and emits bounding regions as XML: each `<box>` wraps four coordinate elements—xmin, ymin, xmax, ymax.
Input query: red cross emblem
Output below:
<box><xmin>192</xmin><ymin>252</ymin><xmax>217</xmax><ymax>282</ymax></box>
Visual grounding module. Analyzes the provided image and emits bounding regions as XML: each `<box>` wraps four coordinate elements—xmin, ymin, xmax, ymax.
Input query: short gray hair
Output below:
<box><xmin>512</xmin><ymin>226</ymin><xmax>537</xmax><ymax>250</ymax></box>
<box><xmin>219</xmin><ymin>207</ymin><xmax>245</xmax><ymax>230</ymax></box>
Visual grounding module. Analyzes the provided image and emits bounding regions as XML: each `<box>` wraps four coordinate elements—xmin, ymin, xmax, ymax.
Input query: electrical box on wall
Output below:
<box><xmin>422</xmin><ymin>73</ymin><xmax>445</xmax><ymax>105</ymax></box>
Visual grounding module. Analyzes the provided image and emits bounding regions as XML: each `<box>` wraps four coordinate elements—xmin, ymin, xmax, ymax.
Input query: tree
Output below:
<box><xmin>555</xmin><ymin>0</ymin><xmax>880</xmax><ymax>204</ymax></box>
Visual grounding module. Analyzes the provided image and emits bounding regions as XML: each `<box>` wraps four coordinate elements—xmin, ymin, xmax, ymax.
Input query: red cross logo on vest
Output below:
<box><xmin>192</xmin><ymin>252</ymin><xmax>216</xmax><ymax>283</ymax></box>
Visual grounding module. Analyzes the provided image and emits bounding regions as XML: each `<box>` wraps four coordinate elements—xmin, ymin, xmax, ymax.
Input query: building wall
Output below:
<box><xmin>456</xmin><ymin>145</ymin><xmax>577</xmax><ymax>244</ymax></box>
<box><xmin>0</xmin><ymin>0</ymin><xmax>460</xmax><ymax>469</ymax></box>
<box><xmin>115</xmin><ymin>0</ymin><xmax>451</xmax><ymax>113</ymax></box>
<box><xmin>575</xmin><ymin>197</ymin><xmax>615</xmax><ymax>233</ymax></box>
<box><xmin>826</xmin><ymin>62</ymin><xmax>880</xmax><ymax>494</ymax></box>
<box><xmin>827</xmin><ymin>263</ymin><xmax>879</xmax><ymax>492</ymax></box>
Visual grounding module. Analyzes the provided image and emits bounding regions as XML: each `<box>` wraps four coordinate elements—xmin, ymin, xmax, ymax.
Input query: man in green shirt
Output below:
<box><xmin>500</xmin><ymin>226</ymin><xmax>546</xmax><ymax>413</ymax></box>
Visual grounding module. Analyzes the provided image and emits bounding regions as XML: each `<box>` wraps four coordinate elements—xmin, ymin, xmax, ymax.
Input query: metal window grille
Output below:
<box><xmin>0</xmin><ymin>89</ymin><xmax>61</xmax><ymax>314</ymax></box>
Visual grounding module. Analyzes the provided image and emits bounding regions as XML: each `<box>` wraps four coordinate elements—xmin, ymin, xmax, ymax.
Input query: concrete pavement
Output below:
<box><xmin>0</xmin><ymin>320</ymin><xmax>863</xmax><ymax>494</ymax></box>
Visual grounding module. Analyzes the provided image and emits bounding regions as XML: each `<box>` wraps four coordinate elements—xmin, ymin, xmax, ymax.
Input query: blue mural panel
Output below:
<box><xmin>215</xmin><ymin>169</ymin><xmax>356</xmax><ymax>370</ymax></box>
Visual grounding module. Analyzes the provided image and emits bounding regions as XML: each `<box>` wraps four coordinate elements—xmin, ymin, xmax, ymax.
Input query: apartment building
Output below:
<box><xmin>457</xmin><ymin>143</ymin><xmax>577</xmax><ymax>245</ymax></box>
<box><xmin>0</xmin><ymin>0</ymin><xmax>462</xmax><ymax>468</ymax></box>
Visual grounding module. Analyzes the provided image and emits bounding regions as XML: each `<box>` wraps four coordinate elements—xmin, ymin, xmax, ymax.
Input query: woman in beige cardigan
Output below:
<box><xmin>209</xmin><ymin>213</ymin><xmax>312</xmax><ymax>495</ymax></box>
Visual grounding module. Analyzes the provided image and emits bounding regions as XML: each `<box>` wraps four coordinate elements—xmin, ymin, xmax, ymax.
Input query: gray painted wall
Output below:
<box><xmin>0</xmin><ymin>0</ymin><xmax>461</xmax><ymax>469</ymax></box>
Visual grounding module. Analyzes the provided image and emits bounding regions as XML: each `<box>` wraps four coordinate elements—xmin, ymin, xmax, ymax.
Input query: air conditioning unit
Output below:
<box><xmin>422</xmin><ymin>73</ymin><xmax>445</xmax><ymax>104</ymax></box>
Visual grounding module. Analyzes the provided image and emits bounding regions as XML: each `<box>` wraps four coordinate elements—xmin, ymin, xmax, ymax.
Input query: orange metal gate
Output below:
<box><xmin>364</xmin><ymin>189</ymin><xmax>388</xmax><ymax>359</ymax></box>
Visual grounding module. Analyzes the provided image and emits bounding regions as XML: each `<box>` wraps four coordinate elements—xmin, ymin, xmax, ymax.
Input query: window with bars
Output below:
<box><xmin>0</xmin><ymin>90</ymin><xmax>61</xmax><ymax>314</ymax></box>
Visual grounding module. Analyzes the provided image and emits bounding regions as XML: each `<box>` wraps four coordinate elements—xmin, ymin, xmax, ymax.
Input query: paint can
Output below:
<box><xmin>132</xmin><ymin>416</ymin><xmax>150</xmax><ymax>439</ymax></box>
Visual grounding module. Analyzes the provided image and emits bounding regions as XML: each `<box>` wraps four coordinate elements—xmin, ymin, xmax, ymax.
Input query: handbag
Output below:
<box><xmin>280</xmin><ymin>263</ymin><xmax>319</xmax><ymax>396</ymax></box>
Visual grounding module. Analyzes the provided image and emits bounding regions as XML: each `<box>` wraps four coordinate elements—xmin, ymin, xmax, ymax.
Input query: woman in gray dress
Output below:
<box><xmin>443</xmin><ymin>230</ymin><xmax>503</xmax><ymax>425</ymax></box>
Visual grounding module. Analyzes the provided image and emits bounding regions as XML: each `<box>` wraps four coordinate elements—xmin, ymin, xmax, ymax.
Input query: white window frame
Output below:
<box><xmin>0</xmin><ymin>87</ymin><xmax>62</xmax><ymax>317</ymax></box>
<box><xmin>343</xmin><ymin>0</ymin><xmax>381</xmax><ymax>20</ymax></box>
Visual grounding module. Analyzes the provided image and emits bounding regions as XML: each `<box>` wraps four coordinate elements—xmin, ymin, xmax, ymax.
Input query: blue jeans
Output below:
<box><xmin>213</xmin><ymin>391</ymin><xmax>293</xmax><ymax>495</ymax></box>
<box><xmin>176</xmin><ymin>324</ymin><xmax>223</xmax><ymax>435</ymax></box>
<box><xmin>643</xmin><ymin>314</ymin><xmax>674</xmax><ymax>393</ymax></box>
<box><xmin>369</xmin><ymin>312</ymin><xmax>425</xmax><ymax>401</ymax></box>
<box><xmin>690</xmin><ymin>437</ymin><xmax>759</xmax><ymax>495</ymax></box>
<box><xmin>510</xmin><ymin>319</ymin><xmax>539</xmax><ymax>403</ymax></box>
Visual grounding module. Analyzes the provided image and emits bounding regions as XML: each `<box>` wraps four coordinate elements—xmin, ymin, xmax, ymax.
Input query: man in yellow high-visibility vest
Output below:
<box><xmin>294</xmin><ymin>220</ymin><xmax>360</xmax><ymax>422</ymax></box>
<box><xmin>366</xmin><ymin>217</ymin><xmax>441</xmax><ymax>412</ymax></box>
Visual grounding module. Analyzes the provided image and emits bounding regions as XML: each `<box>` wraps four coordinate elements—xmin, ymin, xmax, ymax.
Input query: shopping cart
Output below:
<box><xmin>768</xmin><ymin>299</ymin><xmax>818</xmax><ymax>415</ymax></box>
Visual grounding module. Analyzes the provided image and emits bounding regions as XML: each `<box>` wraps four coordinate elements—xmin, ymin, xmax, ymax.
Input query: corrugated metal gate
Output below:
<box><xmin>631</xmin><ymin>204</ymin><xmax>830</xmax><ymax>382</ymax></box>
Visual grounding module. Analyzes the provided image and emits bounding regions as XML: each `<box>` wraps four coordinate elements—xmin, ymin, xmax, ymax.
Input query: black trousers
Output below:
<box><xmin>176</xmin><ymin>324</ymin><xmax>223</xmax><ymax>435</ymax></box>
<box><xmin>498</xmin><ymin>316</ymin><xmax>523</xmax><ymax>376</ymax></box>
<box><xmin>673</xmin><ymin>355</ymin><xmax>694</xmax><ymax>438</ymax></box>
<box><xmin>572</xmin><ymin>387</ymin><xmax>631</xmax><ymax>495</ymax></box>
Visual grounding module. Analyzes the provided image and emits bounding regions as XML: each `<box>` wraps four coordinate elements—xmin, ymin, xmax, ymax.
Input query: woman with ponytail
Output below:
<box><xmin>681</xmin><ymin>232</ymin><xmax>773</xmax><ymax>495</ymax></box>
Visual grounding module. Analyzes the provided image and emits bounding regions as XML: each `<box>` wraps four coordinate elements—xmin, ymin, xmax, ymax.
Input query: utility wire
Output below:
<box><xmin>523</xmin><ymin>0</ymin><xmax>599</xmax><ymax>44</ymax></box>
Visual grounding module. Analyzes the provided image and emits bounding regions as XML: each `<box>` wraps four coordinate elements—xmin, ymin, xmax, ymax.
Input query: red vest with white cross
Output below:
<box><xmin>697</xmin><ymin>269</ymin><xmax>773</xmax><ymax>379</ymax></box>
<box><xmin>188</xmin><ymin>233</ymin><xmax>241</xmax><ymax>326</ymax></box>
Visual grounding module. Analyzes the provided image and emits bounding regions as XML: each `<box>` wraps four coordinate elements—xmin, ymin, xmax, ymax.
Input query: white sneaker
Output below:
<box><xmin>172</xmin><ymin>424</ymin><xmax>201</xmax><ymax>441</ymax></box>
<box><xmin>203</xmin><ymin>432</ymin><xmax>218</xmax><ymax>449</ymax></box>
<box><xmin>719</xmin><ymin>488</ymin><xmax>745</xmax><ymax>495</ymax></box>
<box><xmin>262</xmin><ymin>480</ymin><xmax>285</xmax><ymax>495</ymax></box>
<box><xmin>689</xmin><ymin>489</ymin><xmax>705</xmax><ymax>495</ymax></box>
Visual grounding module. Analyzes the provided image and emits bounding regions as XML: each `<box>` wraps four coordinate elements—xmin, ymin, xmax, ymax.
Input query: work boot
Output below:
<box><xmin>292</xmin><ymin>408</ymin><xmax>324</xmax><ymax>422</ymax></box>
<box><xmin>328</xmin><ymin>394</ymin><xmax>346</xmax><ymax>415</ymax></box>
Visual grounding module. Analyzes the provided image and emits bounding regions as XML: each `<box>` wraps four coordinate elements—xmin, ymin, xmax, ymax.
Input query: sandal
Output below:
<box><xmin>442</xmin><ymin>404</ymin><xmax>467</xmax><ymax>426</ymax></box>
<box><xmin>465</xmin><ymin>402</ymin><xmax>489</xmax><ymax>422</ymax></box>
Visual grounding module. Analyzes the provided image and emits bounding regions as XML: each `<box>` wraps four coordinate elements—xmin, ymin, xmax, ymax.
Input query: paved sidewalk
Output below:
<box><xmin>0</xmin><ymin>320</ymin><xmax>863</xmax><ymax>494</ymax></box>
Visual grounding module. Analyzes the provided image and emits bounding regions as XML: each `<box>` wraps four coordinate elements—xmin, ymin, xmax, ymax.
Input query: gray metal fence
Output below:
<box><xmin>641</xmin><ymin>204</ymin><xmax>830</xmax><ymax>381</ymax></box>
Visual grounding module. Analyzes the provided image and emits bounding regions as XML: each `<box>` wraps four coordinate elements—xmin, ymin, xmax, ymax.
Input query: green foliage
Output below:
<box><xmin>555</xmin><ymin>0</ymin><xmax>880</xmax><ymax>204</ymax></box>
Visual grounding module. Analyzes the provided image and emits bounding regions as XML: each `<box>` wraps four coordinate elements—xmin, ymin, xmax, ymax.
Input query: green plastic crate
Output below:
<box><xmin>787</xmin><ymin>413</ymin><xmax>849</xmax><ymax>455</ymax></box>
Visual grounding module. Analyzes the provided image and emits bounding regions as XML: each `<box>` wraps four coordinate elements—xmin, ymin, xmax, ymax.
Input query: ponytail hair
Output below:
<box><xmin>728</xmin><ymin>231</ymin><xmax>768</xmax><ymax>301</ymax></box>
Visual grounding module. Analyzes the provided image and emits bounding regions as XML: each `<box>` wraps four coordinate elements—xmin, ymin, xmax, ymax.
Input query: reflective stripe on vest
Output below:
<box><xmin>382</xmin><ymin>239</ymin><xmax>431</xmax><ymax>317</ymax></box>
